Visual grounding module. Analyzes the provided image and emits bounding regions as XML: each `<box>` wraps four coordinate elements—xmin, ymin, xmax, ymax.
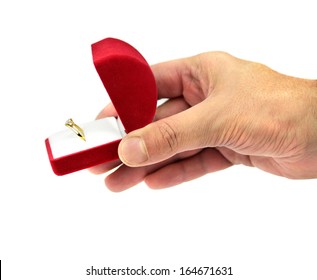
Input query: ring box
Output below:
<box><xmin>45</xmin><ymin>38</ymin><xmax>157</xmax><ymax>175</ymax></box>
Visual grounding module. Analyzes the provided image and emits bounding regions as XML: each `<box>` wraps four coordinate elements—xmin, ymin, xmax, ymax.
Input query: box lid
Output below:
<box><xmin>92</xmin><ymin>38</ymin><xmax>157</xmax><ymax>133</ymax></box>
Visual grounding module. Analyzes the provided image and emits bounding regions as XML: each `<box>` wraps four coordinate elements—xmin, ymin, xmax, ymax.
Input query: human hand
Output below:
<box><xmin>90</xmin><ymin>52</ymin><xmax>317</xmax><ymax>191</ymax></box>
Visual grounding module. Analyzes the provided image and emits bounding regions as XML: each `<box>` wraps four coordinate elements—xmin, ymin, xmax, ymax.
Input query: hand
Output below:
<box><xmin>90</xmin><ymin>52</ymin><xmax>317</xmax><ymax>191</ymax></box>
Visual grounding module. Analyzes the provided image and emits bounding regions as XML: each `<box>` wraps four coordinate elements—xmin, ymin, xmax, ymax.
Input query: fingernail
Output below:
<box><xmin>119</xmin><ymin>137</ymin><xmax>149</xmax><ymax>165</ymax></box>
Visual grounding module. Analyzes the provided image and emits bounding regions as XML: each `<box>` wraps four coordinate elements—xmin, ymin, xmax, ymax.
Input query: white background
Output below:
<box><xmin>0</xmin><ymin>1</ymin><xmax>316</xmax><ymax>279</ymax></box>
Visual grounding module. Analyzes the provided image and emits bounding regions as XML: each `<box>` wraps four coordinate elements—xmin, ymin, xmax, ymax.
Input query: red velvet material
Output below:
<box><xmin>45</xmin><ymin>138</ymin><xmax>120</xmax><ymax>176</ymax></box>
<box><xmin>46</xmin><ymin>38</ymin><xmax>157</xmax><ymax>175</ymax></box>
<box><xmin>92</xmin><ymin>38</ymin><xmax>157</xmax><ymax>132</ymax></box>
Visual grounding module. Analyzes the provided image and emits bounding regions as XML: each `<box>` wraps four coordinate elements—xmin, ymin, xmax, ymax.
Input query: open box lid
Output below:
<box><xmin>92</xmin><ymin>38</ymin><xmax>157</xmax><ymax>133</ymax></box>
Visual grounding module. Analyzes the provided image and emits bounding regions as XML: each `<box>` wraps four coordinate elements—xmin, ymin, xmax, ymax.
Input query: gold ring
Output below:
<box><xmin>65</xmin><ymin>118</ymin><xmax>86</xmax><ymax>141</ymax></box>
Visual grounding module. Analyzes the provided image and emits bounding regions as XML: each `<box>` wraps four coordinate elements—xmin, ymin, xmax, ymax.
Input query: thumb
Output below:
<box><xmin>118</xmin><ymin>100</ymin><xmax>219</xmax><ymax>167</ymax></box>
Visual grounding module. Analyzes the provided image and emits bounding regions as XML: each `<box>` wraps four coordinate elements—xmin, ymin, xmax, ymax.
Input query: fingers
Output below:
<box><xmin>105</xmin><ymin>148</ymin><xmax>232</xmax><ymax>192</ymax></box>
<box><xmin>105</xmin><ymin>165</ymin><xmax>149</xmax><ymax>192</ymax></box>
<box><xmin>154</xmin><ymin>97</ymin><xmax>190</xmax><ymax>121</ymax></box>
<box><xmin>104</xmin><ymin>152</ymin><xmax>193</xmax><ymax>192</ymax></box>
<box><xmin>145</xmin><ymin>149</ymin><xmax>232</xmax><ymax>189</ymax></box>
<box><xmin>151</xmin><ymin>59</ymin><xmax>190</xmax><ymax>99</ymax></box>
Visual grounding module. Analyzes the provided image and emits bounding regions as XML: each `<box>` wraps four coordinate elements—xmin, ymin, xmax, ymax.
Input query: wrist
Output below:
<box><xmin>300</xmin><ymin>79</ymin><xmax>317</xmax><ymax>175</ymax></box>
<box><xmin>308</xmin><ymin>79</ymin><xmax>317</xmax><ymax>145</ymax></box>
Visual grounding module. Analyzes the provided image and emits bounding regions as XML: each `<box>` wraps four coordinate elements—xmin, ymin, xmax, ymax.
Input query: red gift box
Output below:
<box><xmin>45</xmin><ymin>38</ymin><xmax>157</xmax><ymax>175</ymax></box>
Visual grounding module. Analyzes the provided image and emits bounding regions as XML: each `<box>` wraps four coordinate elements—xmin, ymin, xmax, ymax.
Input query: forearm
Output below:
<box><xmin>281</xmin><ymin>78</ymin><xmax>317</xmax><ymax>178</ymax></box>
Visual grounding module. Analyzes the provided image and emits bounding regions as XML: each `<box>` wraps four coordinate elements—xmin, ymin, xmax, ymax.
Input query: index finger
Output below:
<box><xmin>151</xmin><ymin>57</ymin><xmax>193</xmax><ymax>99</ymax></box>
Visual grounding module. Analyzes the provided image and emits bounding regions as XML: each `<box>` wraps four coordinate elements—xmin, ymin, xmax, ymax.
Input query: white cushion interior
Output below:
<box><xmin>48</xmin><ymin>117</ymin><xmax>122</xmax><ymax>159</ymax></box>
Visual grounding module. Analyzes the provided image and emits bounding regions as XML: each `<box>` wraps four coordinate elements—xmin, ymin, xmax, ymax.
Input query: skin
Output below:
<box><xmin>90</xmin><ymin>52</ymin><xmax>317</xmax><ymax>192</ymax></box>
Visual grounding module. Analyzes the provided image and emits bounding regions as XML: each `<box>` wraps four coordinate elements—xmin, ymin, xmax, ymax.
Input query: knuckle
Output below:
<box><xmin>156</xmin><ymin>120</ymin><xmax>179</xmax><ymax>153</ymax></box>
